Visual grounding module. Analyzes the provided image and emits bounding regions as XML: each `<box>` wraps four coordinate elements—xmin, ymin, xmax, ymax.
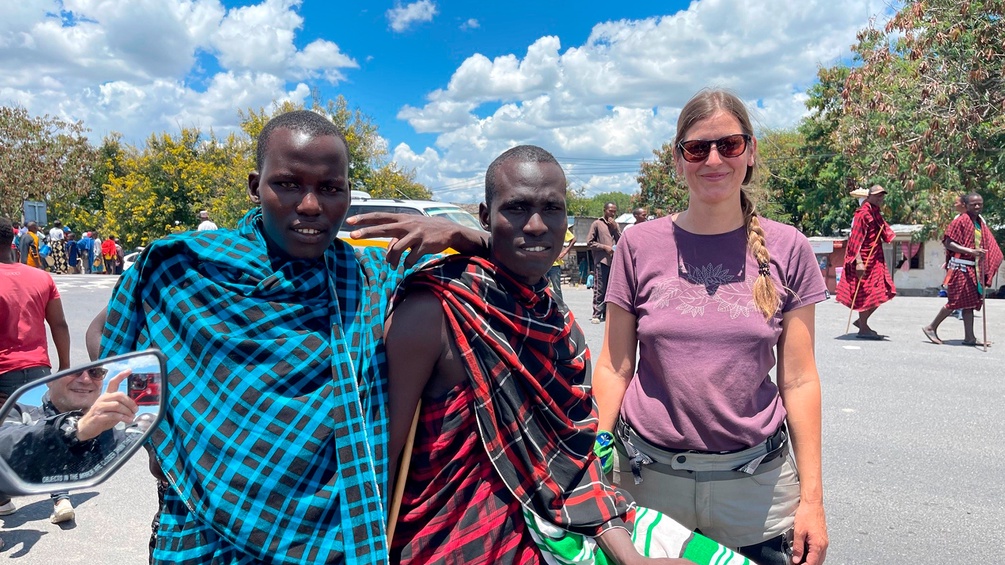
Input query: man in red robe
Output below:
<box><xmin>923</xmin><ymin>193</ymin><xmax>1003</xmax><ymax>346</ymax></box>
<box><xmin>836</xmin><ymin>185</ymin><xmax>896</xmax><ymax>339</ymax></box>
<box><xmin>384</xmin><ymin>146</ymin><xmax>694</xmax><ymax>564</ymax></box>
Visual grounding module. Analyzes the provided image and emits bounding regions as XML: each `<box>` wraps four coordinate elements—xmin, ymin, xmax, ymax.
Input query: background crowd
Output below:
<box><xmin>8</xmin><ymin>221</ymin><xmax>126</xmax><ymax>275</ymax></box>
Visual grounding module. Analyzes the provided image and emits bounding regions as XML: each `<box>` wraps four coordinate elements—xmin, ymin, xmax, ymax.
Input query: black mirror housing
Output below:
<box><xmin>0</xmin><ymin>350</ymin><xmax>167</xmax><ymax>496</ymax></box>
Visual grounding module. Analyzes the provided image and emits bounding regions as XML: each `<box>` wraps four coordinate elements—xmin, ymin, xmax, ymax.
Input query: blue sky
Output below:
<box><xmin>0</xmin><ymin>0</ymin><xmax>892</xmax><ymax>202</ymax></box>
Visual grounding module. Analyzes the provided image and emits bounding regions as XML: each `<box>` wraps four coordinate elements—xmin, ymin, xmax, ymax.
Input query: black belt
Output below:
<box><xmin>0</xmin><ymin>366</ymin><xmax>51</xmax><ymax>381</ymax></box>
<box><xmin>616</xmin><ymin>417</ymin><xmax>788</xmax><ymax>480</ymax></box>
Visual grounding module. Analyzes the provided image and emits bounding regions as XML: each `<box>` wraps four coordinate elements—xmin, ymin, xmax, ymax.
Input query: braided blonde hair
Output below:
<box><xmin>674</xmin><ymin>89</ymin><xmax>778</xmax><ymax>320</ymax></box>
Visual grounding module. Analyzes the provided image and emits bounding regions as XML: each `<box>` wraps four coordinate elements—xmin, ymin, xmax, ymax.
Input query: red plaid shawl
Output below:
<box><xmin>943</xmin><ymin>214</ymin><xmax>1003</xmax><ymax>309</ymax></box>
<box><xmin>836</xmin><ymin>201</ymin><xmax>896</xmax><ymax>310</ymax></box>
<box><xmin>398</xmin><ymin>255</ymin><xmax>634</xmax><ymax>536</ymax></box>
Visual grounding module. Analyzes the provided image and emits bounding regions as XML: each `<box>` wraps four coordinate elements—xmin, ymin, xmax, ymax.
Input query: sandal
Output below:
<box><xmin>856</xmin><ymin>332</ymin><xmax>884</xmax><ymax>340</ymax></box>
<box><xmin>961</xmin><ymin>340</ymin><xmax>992</xmax><ymax>347</ymax></box>
<box><xmin>922</xmin><ymin>326</ymin><xmax>942</xmax><ymax>345</ymax></box>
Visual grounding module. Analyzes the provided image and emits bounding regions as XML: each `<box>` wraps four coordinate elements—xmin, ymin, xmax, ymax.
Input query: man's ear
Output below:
<box><xmin>478</xmin><ymin>203</ymin><xmax>490</xmax><ymax>231</ymax></box>
<box><xmin>248</xmin><ymin>172</ymin><xmax>261</xmax><ymax>204</ymax></box>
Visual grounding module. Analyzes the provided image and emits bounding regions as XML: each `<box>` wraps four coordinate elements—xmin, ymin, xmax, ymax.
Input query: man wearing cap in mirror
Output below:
<box><xmin>836</xmin><ymin>185</ymin><xmax>896</xmax><ymax>339</ymax></box>
<box><xmin>0</xmin><ymin>367</ymin><xmax>138</xmax><ymax>523</ymax></box>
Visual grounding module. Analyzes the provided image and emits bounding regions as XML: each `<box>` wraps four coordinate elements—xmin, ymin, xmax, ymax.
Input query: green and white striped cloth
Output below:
<box><xmin>525</xmin><ymin>506</ymin><xmax>755</xmax><ymax>565</ymax></box>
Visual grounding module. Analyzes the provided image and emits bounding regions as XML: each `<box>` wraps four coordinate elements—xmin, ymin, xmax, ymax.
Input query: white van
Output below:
<box><xmin>338</xmin><ymin>194</ymin><xmax>483</xmax><ymax>248</ymax></box>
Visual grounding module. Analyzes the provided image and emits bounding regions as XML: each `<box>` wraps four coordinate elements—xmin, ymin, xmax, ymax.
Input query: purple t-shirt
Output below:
<box><xmin>606</xmin><ymin>216</ymin><xmax>827</xmax><ymax>452</ymax></box>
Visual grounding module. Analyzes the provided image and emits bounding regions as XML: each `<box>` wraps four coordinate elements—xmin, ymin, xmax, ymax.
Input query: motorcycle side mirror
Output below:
<box><xmin>0</xmin><ymin>350</ymin><xmax>167</xmax><ymax>496</ymax></box>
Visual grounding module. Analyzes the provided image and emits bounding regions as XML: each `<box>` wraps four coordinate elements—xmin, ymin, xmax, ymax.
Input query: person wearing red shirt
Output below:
<box><xmin>0</xmin><ymin>216</ymin><xmax>71</xmax><ymax>521</ymax></box>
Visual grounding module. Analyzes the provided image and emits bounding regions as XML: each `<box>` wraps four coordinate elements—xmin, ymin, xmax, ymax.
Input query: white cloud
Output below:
<box><xmin>290</xmin><ymin>40</ymin><xmax>358</xmax><ymax>83</ymax></box>
<box><xmin>0</xmin><ymin>0</ymin><xmax>347</xmax><ymax>144</ymax></box>
<box><xmin>211</xmin><ymin>0</ymin><xmax>357</xmax><ymax>81</ymax></box>
<box><xmin>0</xmin><ymin>0</ymin><xmax>892</xmax><ymax>206</ymax></box>
<box><xmin>386</xmin><ymin>0</ymin><xmax>437</xmax><ymax>33</ymax></box>
<box><xmin>396</xmin><ymin>0</ymin><xmax>892</xmax><ymax>201</ymax></box>
<box><xmin>211</xmin><ymin>0</ymin><xmax>300</xmax><ymax>71</ymax></box>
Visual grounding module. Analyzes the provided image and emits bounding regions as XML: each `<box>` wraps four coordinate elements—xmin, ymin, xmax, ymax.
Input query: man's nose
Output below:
<box><xmin>297</xmin><ymin>190</ymin><xmax>322</xmax><ymax>214</ymax></box>
<box><xmin>524</xmin><ymin>212</ymin><xmax>547</xmax><ymax>234</ymax></box>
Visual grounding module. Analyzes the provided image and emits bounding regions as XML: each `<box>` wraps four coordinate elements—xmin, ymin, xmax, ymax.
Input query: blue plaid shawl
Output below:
<box><xmin>100</xmin><ymin>210</ymin><xmax>403</xmax><ymax>564</ymax></box>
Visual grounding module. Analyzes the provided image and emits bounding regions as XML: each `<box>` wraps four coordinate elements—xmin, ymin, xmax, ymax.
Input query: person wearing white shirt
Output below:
<box><xmin>46</xmin><ymin>220</ymin><xmax>68</xmax><ymax>274</ymax></box>
<box><xmin>197</xmin><ymin>211</ymin><xmax>218</xmax><ymax>231</ymax></box>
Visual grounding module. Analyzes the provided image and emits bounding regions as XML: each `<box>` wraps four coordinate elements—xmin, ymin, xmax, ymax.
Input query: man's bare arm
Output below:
<box><xmin>384</xmin><ymin>290</ymin><xmax>446</xmax><ymax>499</ymax></box>
<box><xmin>945</xmin><ymin>238</ymin><xmax>986</xmax><ymax>258</ymax></box>
<box><xmin>85</xmin><ymin>309</ymin><xmax>107</xmax><ymax>361</ymax></box>
<box><xmin>346</xmin><ymin>213</ymin><xmax>489</xmax><ymax>268</ymax></box>
<box><xmin>596</xmin><ymin>528</ymin><xmax>695</xmax><ymax>564</ymax></box>
<box><xmin>44</xmin><ymin>298</ymin><xmax>71</xmax><ymax>372</ymax></box>
<box><xmin>557</xmin><ymin>234</ymin><xmax>577</xmax><ymax>261</ymax></box>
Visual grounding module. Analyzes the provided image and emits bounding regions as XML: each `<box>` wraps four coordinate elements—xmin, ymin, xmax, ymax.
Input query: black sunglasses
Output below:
<box><xmin>69</xmin><ymin>368</ymin><xmax>108</xmax><ymax>381</ymax></box>
<box><xmin>677</xmin><ymin>134</ymin><xmax>751</xmax><ymax>163</ymax></box>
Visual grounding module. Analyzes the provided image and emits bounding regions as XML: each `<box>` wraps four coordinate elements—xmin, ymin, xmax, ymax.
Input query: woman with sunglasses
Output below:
<box><xmin>593</xmin><ymin>89</ymin><xmax>828</xmax><ymax>565</ymax></box>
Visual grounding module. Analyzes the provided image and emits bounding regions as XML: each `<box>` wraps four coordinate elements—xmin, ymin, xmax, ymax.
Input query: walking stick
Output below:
<box><xmin>845</xmin><ymin>227</ymin><xmax>886</xmax><ymax>334</ymax></box>
<box><xmin>977</xmin><ymin>258</ymin><xmax>988</xmax><ymax>352</ymax></box>
<box><xmin>981</xmin><ymin>283</ymin><xmax>988</xmax><ymax>352</ymax></box>
<box><xmin>386</xmin><ymin>399</ymin><xmax>421</xmax><ymax>545</ymax></box>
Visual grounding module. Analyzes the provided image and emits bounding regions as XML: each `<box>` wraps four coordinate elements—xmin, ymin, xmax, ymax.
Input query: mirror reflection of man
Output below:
<box><xmin>0</xmin><ymin>368</ymin><xmax>138</xmax><ymax>524</ymax></box>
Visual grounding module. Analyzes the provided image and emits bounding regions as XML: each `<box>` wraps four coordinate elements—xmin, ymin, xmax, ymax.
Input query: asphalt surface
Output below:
<box><xmin>2</xmin><ymin>273</ymin><xmax>1003</xmax><ymax>563</ymax></box>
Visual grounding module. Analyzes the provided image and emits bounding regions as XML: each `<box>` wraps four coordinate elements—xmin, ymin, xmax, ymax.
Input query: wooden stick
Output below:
<box><xmin>977</xmin><ymin>261</ymin><xmax>988</xmax><ymax>352</ymax></box>
<box><xmin>845</xmin><ymin>227</ymin><xmax>885</xmax><ymax>334</ymax></box>
<box><xmin>386</xmin><ymin>399</ymin><xmax>421</xmax><ymax>545</ymax></box>
<box><xmin>982</xmin><ymin>283</ymin><xmax>988</xmax><ymax>352</ymax></box>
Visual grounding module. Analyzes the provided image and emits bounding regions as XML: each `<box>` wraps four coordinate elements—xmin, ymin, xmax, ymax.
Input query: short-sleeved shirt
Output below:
<box><xmin>606</xmin><ymin>216</ymin><xmax>827</xmax><ymax>452</ymax></box>
<box><xmin>0</xmin><ymin>263</ymin><xmax>59</xmax><ymax>373</ymax></box>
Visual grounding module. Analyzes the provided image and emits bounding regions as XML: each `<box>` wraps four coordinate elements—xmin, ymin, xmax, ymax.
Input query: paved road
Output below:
<box><xmin>2</xmin><ymin>274</ymin><xmax>1002</xmax><ymax>563</ymax></box>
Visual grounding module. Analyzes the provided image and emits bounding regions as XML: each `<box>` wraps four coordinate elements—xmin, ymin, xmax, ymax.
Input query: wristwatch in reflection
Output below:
<box><xmin>59</xmin><ymin>414</ymin><xmax>84</xmax><ymax>448</ymax></box>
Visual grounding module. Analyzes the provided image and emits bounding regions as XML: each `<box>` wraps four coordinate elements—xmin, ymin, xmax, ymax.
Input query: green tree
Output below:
<box><xmin>198</xmin><ymin>132</ymin><xmax>254</xmax><ymax>229</ymax></box>
<box><xmin>103</xmin><ymin>129</ymin><xmax>248</xmax><ymax>248</ymax></box>
<box><xmin>635</xmin><ymin>143</ymin><xmax>689</xmax><ymax>217</ymax></box>
<box><xmin>49</xmin><ymin>134</ymin><xmax>125</xmax><ymax>236</ymax></box>
<box><xmin>367</xmin><ymin>163</ymin><xmax>432</xmax><ymax>199</ymax></box>
<box><xmin>238</xmin><ymin>100</ymin><xmax>301</xmax><ymax>144</ymax></box>
<box><xmin>795</xmin><ymin>66</ymin><xmax>858</xmax><ymax>236</ymax></box>
<box><xmin>566</xmin><ymin>191</ymin><xmax>634</xmax><ymax>218</ymax></box>
<box><xmin>0</xmin><ymin>105</ymin><xmax>96</xmax><ymax>222</ymax></box>
<box><xmin>565</xmin><ymin>185</ymin><xmax>592</xmax><ymax>217</ymax></box>
<box><xmin>756</xmin><ymin>129</ymin><xmax>806</xmax><ymax>226</ymax></box>
<box><xmin>838</xmin><ymin>0</ymin><xmax>1005</xmax><ymax>238</ymax></box>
